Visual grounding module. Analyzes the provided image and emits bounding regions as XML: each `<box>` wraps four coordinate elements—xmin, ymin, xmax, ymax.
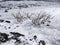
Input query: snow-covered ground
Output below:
<box><xmin>0</xmin><ymin>1</ymin><xmax>60</xmax><ymax>45</ymax></box>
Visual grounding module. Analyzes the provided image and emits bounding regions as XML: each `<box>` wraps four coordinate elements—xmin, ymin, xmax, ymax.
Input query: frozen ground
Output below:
<box><xmin>0</xmin><ymin>1</ymin><xmax>60</xmax><ymax>45</ymax></box>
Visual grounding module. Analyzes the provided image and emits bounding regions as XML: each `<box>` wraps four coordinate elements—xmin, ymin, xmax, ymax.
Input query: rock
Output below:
<box><xmin>33</xmin><ymin>35</ymin><xmax>37</xmax><ymax>40</ymax></box>
<box><xmin>8</xmin><ymin>27</ymin><xmax>11</xmax><ymax>29</ymax></box>
<box><xmin>0</xmin><ymin>19</ymin><xmax>4</xmax><ymax>22</ymax></box>
<box><xmin>46</xmin><ymin>24</ymin><xmax>50</xmax><ymax>26</ymax></box>
<box><xmin>39</xmin><ymin>40</ymin><xmax>45</xmax><ymax>45</ymax></box>
<box><xmin>29</xmin><ymin>39</ymin><xmax>32</xmax><ymax>41</ymax></box>
<box><xmin>0</xmin><ymin>32</ymin><xmax>9</xmax><ymax>43</ymax></box>
<box><xmin>10</xmin><ymin>32</ymin><xmax>25</xmax><ymax>37</ymax></box>
<box><xmin>5</xmin><ymin>21</ymin><xmax>10</xmax><ymax>23</ymax></box>
<box><xmin>5</xmin><ymin>9</ymin><xmax>8</xmax><ymax>12</ymax></box>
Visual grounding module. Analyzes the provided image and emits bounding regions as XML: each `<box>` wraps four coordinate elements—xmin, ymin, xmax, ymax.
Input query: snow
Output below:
<box><xmin>0</xmin><ymin>1</ymin><xmax>60</xmax><ymax>45</ymax></box>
